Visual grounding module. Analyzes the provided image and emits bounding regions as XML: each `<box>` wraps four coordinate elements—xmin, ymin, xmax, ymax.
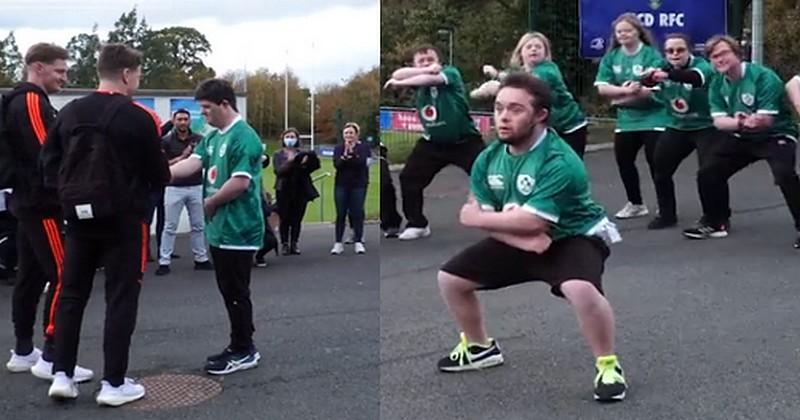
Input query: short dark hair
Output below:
<box><xmin>97</xmin><ymin>43</ymin><xmax>143</xmax><ymax>79</ymax></box>
<box><xmin>194</xmin><ymin>78</ymin><xmax>238</xmax><ymax>112</ymax></box>
<box><xmin>411</xmin><ymin>44</ymin><xmax>442</xmax><ymax>62</ymax></box>
<box><xmin>498</xmin><ymin>72</ymin><xmax>552</xmax><ymax>112</ymax></box>
<box><xmin>664</xmin><ymin>33</ymin><xmax>693</xmax><ymax>49</ymax></box>
<box><xmin>705</xmin><ymin>34</ymin><xmax>742</xmax><ymax>59</ymax></box>
<box><xmin>25</xmin><ymin>43</ymin><xmax>68</xmax><ymax>65</ymax></box>
<box><xmin>172</xmin><ymin>108</ymin><xmax>191</xmax><ymax>118</ymax></box>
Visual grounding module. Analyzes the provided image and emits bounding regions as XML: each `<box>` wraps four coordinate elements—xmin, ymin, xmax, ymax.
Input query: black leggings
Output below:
<box><xmin>614</xmin><ymin>131</ymin><xmax>661</xmax><ymax>205</ymax></box>
<box><xmin>559</xmin><ymin>125</ymin><xmax>588</xmax><ymax>159</ymax></box>
<box><xmin>276</xmin><ymin>190</ymin><xmax>308</xmax><ymax>245</ymax></box>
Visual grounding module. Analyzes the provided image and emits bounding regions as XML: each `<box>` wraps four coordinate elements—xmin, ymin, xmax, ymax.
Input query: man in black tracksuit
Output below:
<box><xmin>3</xmin><ymin>43</ymin><xmax>94</xmax><ymax>382</ymax></box>
<box><xmin>41</xmin><ymin>43</ymin><xmax>169</xmax><ymax>406</ymax></box>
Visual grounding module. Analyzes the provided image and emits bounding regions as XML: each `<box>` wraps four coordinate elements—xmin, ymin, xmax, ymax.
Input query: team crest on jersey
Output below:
<box><xmin>632</xmin><ymin>65</ymin><xmax>644</xmax><ymax>76</ymax></box>
<box><xmin>612</xmin><ymin>65</ymin><xmax>622</xmax><ymax>74</ymax></box>
<box><xmin>219</xmin><ymin>142</ymin><xmax>227</xmax><ymax>157</ymax></box>
<box><xmin>516</xmin><ymin>174</ymin><xmax>535</xmax><ymax>195</ymax></box>
<box><xmin>671</xmin><ymin>98</ymin><xmax>689</xmax><ymax>114</ymax></box>
<box><xmin>208</xmin><ymin>166</ymin><xmax>218</xmax><ymax>184</ymax></box>
<box><xmin>207</xmin><ymin>145</ymin><xmax>214</xmax><ymax>156</ymax></box>
<box><xmin>487</xmin><ymin>174</ymin><xmax>504</xmax><ymax>190</ymax></box>
<box><xmin>741</xmin><ymin>93</ymin><xmax>755</xmax><ymax>107</ymax></box>
<box><xmin>421</xmin><ymin>105</ymin><xmax>438</xmax><ymax>122</ymax></box>
<box><xmin>430</xmin><ymin>87</ymin><xmax>438</xmax><ymax>98</ymax></box>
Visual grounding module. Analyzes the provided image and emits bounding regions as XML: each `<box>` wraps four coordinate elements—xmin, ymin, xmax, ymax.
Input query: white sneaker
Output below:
<box><xmin>48</xmin><ymin>372</ymin><xmax>78</xmax><ymax>400</ymax></box>
<box><xmin>330</xmin><ymin>242</ymin><xmax>344</xmax><ymax>255</ymax></box>
<box><xmin>614</xmin><ymin>202</ymin><xmax>649</xmax><ymax>219</ymax></box>
<box><xmin>6</xmin><ymin>348</ymin><xmax>41</xmax><ymax>372</ymax></box>
<box><xmin>398</xmin><ymin>226</ymin><xmax>431</xmax><ymax>241</ymax></box>
<box><xmin>31</xmin><ymin>357</ymin><xmax>94</xmax><ymax>383</ymax></box>
<box><xmin>354</xmin><ymin>242</ymin><xmax>366</xmax><ymax>254</ymax></box>
<box><xmin>96</xmin><ymin>378</ymin><xmax>146</xmax><ymax>407</ymax></box>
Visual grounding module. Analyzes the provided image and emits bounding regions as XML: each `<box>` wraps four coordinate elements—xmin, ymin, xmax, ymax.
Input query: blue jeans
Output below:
<box><xmin>334</xmin><ymin>186</ymin><xmax>366</xmax><ymax>243</ymax></box>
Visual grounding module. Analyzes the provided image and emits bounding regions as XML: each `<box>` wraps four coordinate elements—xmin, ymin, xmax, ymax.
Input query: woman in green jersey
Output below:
<box><xmin>473</xmin><ymin>32</ymin><xmax>589</xmax><ymax>158</ymax></box>
<box><xmin>594</xmin><ymin>13</ymin><xmax>668</xmax><ymax>220</ymax></box>
<box><xmin>640</xmin><ymin>33</ymin><xmax>726</xmax><ymax>230</ymax></box>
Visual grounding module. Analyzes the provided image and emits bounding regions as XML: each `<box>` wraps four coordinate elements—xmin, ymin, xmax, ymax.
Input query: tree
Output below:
<box><xmin>141</xmin><ymin>27</ymin><xmax>215</xmax><ymax>89</ymax></box>
<box><xmin>106</xmin><ymin>7</ymin><xmax>149</xmax><ymax>49</ymax></box>
<box><xmin>0</xmin><ymin>31</ymin><xmax>23</xmax><ymax>85</ymax></box>
<box><xmin>66</xmin><ymin>25</ymin><xmax>101</xmax><ymax>87</ymax></box>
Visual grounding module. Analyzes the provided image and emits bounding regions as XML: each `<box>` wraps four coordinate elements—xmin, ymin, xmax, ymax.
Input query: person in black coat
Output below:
<box><xmin>272</xmin><ymin>128</ymin><xmax>320</xmax><ymax>255</ymax></box>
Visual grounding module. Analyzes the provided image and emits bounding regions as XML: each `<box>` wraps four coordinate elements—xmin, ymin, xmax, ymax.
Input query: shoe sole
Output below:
<box><xmin>398</xmin><ymin>233</ymin><xmax>431</xmax><ymax>241</ymax></box>
<box><xmin>438</xmin><ymin>354</ymin><xmax>505</xmax><ymax>373</ymax></box>
<box><xmin>614</xmin><ymin>212</ymin><xmax>648</xmax><ymax>220</ymax></box>
<box><xmin>594</xmin><ymin>390</ymin><xmax>626</xmax><ymax>402</ymax></box>
<box><xmin>683</xmin><ymin>232</ymin><xmax>728</xmax><ymax>240</ymax></box>
<box><xmin>206</xmin><ymin>354</ymin><xmax>261</xmax><ymax>375</ymax></box>
<box><xmin>6</xmin><ymin>363</ymin><xmax>35</xmax><ymax>373</ymax></box>
<box><xmin>32</xmin><ymin>366</ymin><xmax>93</xmax><ymax>383</ymax></box>
<box><xmin>96</xmin><ymin>391</ymin><xmax>145</xmax><ymax>407</ymax></box>
<box><xmin>49</xmin><ymin>387</ymin><xmax>79</xmax><ymax>400</ymax></box>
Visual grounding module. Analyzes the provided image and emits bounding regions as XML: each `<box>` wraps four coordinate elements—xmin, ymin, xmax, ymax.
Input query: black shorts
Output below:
<box><xmin>440</xmin><ymin>235</ymin><xmax>610</xmax><ymax>298</ymax></box>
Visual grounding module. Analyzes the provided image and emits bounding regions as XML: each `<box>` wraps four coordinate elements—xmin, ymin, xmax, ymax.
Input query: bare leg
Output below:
<box><xmin>437</xmin><ymin>270</ymin><xmax>489</xmax><ymax>345</ymax></box>
<box><xmin>560</xmin><ymin>280</ymin><xmax>615</xmax><ymax>357</ymax></box>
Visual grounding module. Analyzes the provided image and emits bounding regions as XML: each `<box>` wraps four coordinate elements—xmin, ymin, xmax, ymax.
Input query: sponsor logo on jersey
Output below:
<box><xmin>487</xmin><ymin>174</ymin><xmax>504</xmax><ymax>190</ymax></box>
<box><xmin>421</xmin><ymin>105</ymin><xmax>438</xmax><ymax>122</ymax></box>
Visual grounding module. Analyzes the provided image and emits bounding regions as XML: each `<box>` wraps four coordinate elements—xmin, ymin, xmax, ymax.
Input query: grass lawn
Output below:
<box><xmin>261</xmin><ymin>156</ymin><xmax>380</xmax><ymax>223</ymax></box>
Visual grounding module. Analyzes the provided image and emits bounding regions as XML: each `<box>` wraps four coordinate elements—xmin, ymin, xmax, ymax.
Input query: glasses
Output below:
<box><xmin>665</xmin><ymin>48</ymin><xmax>687</xmax><ymax>54</ymax></box>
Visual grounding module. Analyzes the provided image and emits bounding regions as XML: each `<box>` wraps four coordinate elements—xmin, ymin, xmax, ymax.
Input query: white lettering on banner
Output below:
<box><xmin>659</xmin><ymin>13</ymin><xmax>684</xmax><ymax>27</ymax></box>
<box><xmin>636</xmin><ymin>12</ymin><xmax>685</xmax><ymax>28</ymax></box>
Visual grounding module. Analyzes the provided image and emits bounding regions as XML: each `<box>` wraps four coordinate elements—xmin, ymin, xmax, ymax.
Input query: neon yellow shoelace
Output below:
<box><xmin>448</xmin><ymin>333</ymin><xmax>472</xmax><ymax>366</ymax></box>
<box><xmin>595</xmin><ymin>356</ymin><xmax>626</xmax><ymax>385</ymax></box>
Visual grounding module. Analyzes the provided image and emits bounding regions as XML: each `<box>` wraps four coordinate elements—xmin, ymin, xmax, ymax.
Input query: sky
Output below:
<box><xmin>0</xmin><ymin>0</ymin><xmax>379</xmax><ymax>88</ymax></box>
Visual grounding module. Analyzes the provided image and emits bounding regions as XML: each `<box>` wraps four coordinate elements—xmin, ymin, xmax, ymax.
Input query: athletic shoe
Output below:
<box><xmin>205</xmin><ymin>348</ymin><xmax>261</xmax><ymax>375</ymax></box>
<box><xmin>254</xmin><ymin>257</ymin><xmax>267</xmax><ymax>267</ymax></box>
<box><xmin>354</xmin><ymin>242</ymin><xmax>366</xmax><ymax>254</ymax></box>
<box><xmin>206</xmin><ymin>346</ymin><xmax>236</xmax><ymax>363</ymax></box>
<box><xmin>48</xmin><ymin>372</ymin><xmax>78</xmax><ymax>400</ymax></box>
<box><xmin>646</xmin><ymin>216</ymin><xmax>677</xmax><ymax>230</ymax></box>
<box><xmin>437</xmin><ymin>332</ymin><xmax>504</xmax><ymax>372</ymax></box>
<box><xmin>6</xmin><ymin>348</ymin><xmax>41</xmax><ymax>372</ymax></box>
<box><xmin>594</xmin><ymin>355</ymin><xmax>627</xmax><ymax>402</ymax></box>
<box><xmin>289</xmin><ymin>243</ymin><xmax>301</xmax><ymax>255</ymax></box>
<box><xmin>280</xmin><ymin>243</ymin><xmax>290</xmax><ymax>256</ymax></box>
<box><xmin>398</xmin><ymin>226</ymin><xmax>431</xmax><ymax>241</ymax></box>
<box><xmin>682</xmin><ymin>221</ymin><xmax>729</xmax><ymax>239</ymax></box>
<box><xmin>794</xmin><ymin>233</ymin><xmax>800</xmax><ymax>249</ymax></box>
<box><xmin>383</xmin><ymin>227</ymin><xmax>400</xmax><ymax>238</ymax></box>
<box><xmin>31</xmin><ymin>357</ymin><xmax>94</xmax><ymax>383</ymax></box>
<box><xmin>154</xmin><ymin>265</ymin><xmax>170</xmax><ymax>276</ymax></box>
<box><xmin>96</xmin><ymin>378</ymin><xmax>145</xmax><ymax>407</ymax></box>
<box><xmin>331</xmin><ymin>242</ymin><xmax>344</xmax><ymax>255</ymax></box>
<box><xmin>614</xmin><ymin>202</ymin><xmax>649</xmax><ymax>219</ymax></box>
<box><xmin>194</xmin><ymin>260</ymin><xmax>214</xmax><ymax>271</ymax></box>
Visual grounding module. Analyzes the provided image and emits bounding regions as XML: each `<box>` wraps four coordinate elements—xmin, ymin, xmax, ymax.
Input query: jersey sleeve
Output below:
<box><xmin>691</xmin><ymin>59</ymin><xmax>716</xmax><ymax>87</ymax></box>
<box><xmin>229</xmin><ymin>130</ymin><xmax>263</xmax><ymax>179</ymax></box>
<box><xmin>191</xmin><ymin>133</ymin><xmax>210</xmax><ymax>168</ymax></box>
<box><xmin>521</xmin><ymin>162</ymin><xmax>572</xmax><ymax>223</ymax></box>
<box><xmin>755</xmin><ymin>68</ymin><xmax>786</xmax><ymax>115</ymax></box>
<box><xmin>469</xmin><ymin>150</ymin><xmax>498</xmax><ymax>211</ymax></box>
<box><xmin>708</xmin><ymin>78</ymin><xmax>729</xmax><ymax>118</ymax></box>
<box><xmin>594</xmin><ymin>52</ymin><xmax>616</xmax><ymax>86</ymax></box>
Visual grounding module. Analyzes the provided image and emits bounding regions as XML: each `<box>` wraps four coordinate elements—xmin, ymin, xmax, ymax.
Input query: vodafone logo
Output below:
<box><xmin>671</xmin><ymin>98</ymin><xmax>689</xmax><ymax>114</ymax></box>
<box><xmin>421</xmin><ymin>105</ymin><xmax>438</xmax><ymax>122</ymax></box>
<box><xmin>208</xmin><ymin>166</ymin><xmax>218</xmax><ymax>184</ymax></box>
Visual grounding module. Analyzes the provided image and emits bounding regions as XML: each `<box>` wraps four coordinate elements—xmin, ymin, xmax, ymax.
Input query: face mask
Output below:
<box><xmin>283</xmin><ymin>137</ymin><xmax>298</xmax><ymax>147</ymax></box>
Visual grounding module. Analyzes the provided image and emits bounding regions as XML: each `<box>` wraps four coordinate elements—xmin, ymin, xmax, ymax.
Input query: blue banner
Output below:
<box><xmin>579</xmin><ymin>0</ymin><xmax>727</xmax><ymax>59</ymax></box>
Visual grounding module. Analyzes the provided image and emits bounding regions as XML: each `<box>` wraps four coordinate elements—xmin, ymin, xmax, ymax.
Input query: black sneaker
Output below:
<box><xmin>155</xmin><ymin>265</ymin><xmax>170</xmax><ymax>276</ymax></box>
<box><xmin>594</xmin><ymin>355</ymin><xmax>627</xmax><ymax>402</ymax></box>
<box><xmin>437</xmin><ymin>333</ymin><xmax>504</xmax><ymax>372</ymax></box>
<box><xmin>254</xmin><ymin>256</ymin><xmax>267</xmax><ymax>267</ymax></box>
<box><xmin>682</xmin><ymin>221</ymin><xmax>729</xmax><ymax>239</ymax></box>
<box><xmin>646</xmin><ymin>216</ymin><xmax>677</xmax><ymax>230</ymax></box>
<box><xmin>383</xmin><ymin>227</ymin><xmax>400</xmax><ymax>238</ymax></box>
<box><xmin>290</xmin><ymin>243</ymin><xmax>301</xmax><ymax>255</ymax></box>
<box><xmin>280</xmin><ymin>243</ymin><xmax>290</xmax><ymax>256</ymax></box>
<box><xmin>194</xmin><ymin>260</ymin><xmax>214</xmax><ymax>271</ymax></box>
<box><xmin>205</xmin><ymin>348</ymin><xmax>261</xmax><ymax>375</ymax></box>
<box><xmin>206</xmin><ymin>347</ymin><xmax>236</xmax><ymax>363</ymax></box>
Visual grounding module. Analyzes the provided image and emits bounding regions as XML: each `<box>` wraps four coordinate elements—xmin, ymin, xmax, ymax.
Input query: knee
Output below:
<box><xmin>437</xmin><ymin>270</ymin><xmax>474</xmax><ymax>294</ymax></box>
<box><xmin>561</xmin><ymin>280</ymin><xmax>605</xmax><ymax>309</ymax></box>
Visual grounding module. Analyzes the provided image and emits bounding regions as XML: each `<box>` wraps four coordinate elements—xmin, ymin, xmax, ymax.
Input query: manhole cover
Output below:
<box><xmin>125</xmin><ymin>374</ymin><xmax>222</xmax><ymax>410</ymax></box>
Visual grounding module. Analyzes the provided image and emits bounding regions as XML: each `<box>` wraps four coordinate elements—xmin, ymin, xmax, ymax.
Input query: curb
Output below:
<box><xmin>388</xmin><ymin>142</ymin><xmax>614</xmax><ymax>172</ymax></box>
